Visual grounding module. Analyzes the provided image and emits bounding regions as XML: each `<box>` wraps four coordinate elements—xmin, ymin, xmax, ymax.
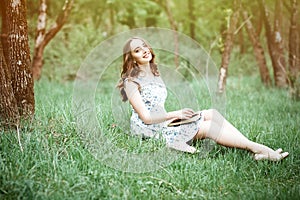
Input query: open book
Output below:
<box><xmin>167</xmin><ymin>113</ymin><xmax>201</xmax><ymax>127</ymax></box>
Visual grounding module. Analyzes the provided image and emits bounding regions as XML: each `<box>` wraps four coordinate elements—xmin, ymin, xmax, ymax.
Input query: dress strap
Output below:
<box><xmin>124</xmin><ymin>77</ymin><xmax>141</xmax><ymax>92</ymax></box>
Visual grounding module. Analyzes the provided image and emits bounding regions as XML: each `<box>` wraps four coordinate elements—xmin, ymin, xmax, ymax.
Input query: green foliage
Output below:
<box><xmin>0</xmin><ymin>77</ymin><xmax>299</xmax><ymax>199</ymax></box>
<box><xmin>25</xmin><ymin>0</ymin><xmax>298</xmax><ymax>83</ymax></box>
<box><xmin>19</xmin><ymin>1</ymin><xmax>269</xmax><ymax>81</ymax></box>
<box><xmin>31</xmin><ymin>23</ymin><xmax>106</xmax><ymax>81</ymax></box>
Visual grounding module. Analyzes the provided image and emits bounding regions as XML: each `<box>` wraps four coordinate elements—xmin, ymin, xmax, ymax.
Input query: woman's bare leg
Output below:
<box><xmin>195</xmin><ymin>109</ymin><xmax>289</xmax><ymax>161</ymax></box>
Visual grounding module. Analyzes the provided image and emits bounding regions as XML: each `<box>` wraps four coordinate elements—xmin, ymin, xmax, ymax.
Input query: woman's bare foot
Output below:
<box><xmin>254</xmin><ymin>148</ymin><xmax>289</xmax><ymax>161</ymax></box>
<box><xmin>167</xmin><ymin>142</ymin><xmax>197</xmax><ymax>153</ymax></box>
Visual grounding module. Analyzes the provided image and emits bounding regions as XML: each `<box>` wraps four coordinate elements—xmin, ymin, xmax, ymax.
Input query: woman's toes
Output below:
<box><xmin>254</xmin><ymin>151</ymin><xmax>289</xmax><ymax>161</ymax></box>
<box><xmin>280</xmin><ymin>152</ymin><xmax>289</xmax><ymax>159</ymax></box>
<box><xmin>276</xmin><ymin>148</ymin><xmax>283</xmax><ymax>153</ymax></box>
<box><xmin>273</xmin><ymin>151</ymin><xmax>289</xmax><ymax>161</ymax></box>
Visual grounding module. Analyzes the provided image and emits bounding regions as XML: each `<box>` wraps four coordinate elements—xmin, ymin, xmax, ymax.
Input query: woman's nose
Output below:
<box><xmin>141</xmin><ymin>46</ymin><xmax>148</xmax><ymax>52</ymax></box>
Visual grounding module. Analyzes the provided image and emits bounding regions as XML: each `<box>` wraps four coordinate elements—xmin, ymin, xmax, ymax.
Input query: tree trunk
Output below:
<box><xmin>0</xmin><ymin>41</ymin><xmax>19</xmax><ymax>126</ymax></box>
<box><xmin>0</xmin><ymin>0</ymin><xmax>35</xmax><ymax>127</ymax></box>
<box><xmin>5</xmin><ymin>0</ymin><xmax>35</xmax><ymax>117</ymax></box>
<box><xmin>32</xmin><ymin>0</ymin><xmax>47</xmax><ymax>81</ymax></box>
<box><xmin>32</xmin><ymin>0</ymin><xmax>73</xmax><ymax>81</ymax></box>
<box><xmin>238</xmin><ymin>26</ymin><xmax>245</xmax><ymax>54</ymax></box>
<box><xmin>218</xmin><ymin>0</ymin><xmax>240</xmax><ymax>93</ymax></box>
<box><xmin>108</xmin><ymin>4</ymin><xmax>115</xmax><ymax>36</ymax></box>
<box><xmin>188</xmin><ymin>0</ymin><xmax>196</xmax><ymax>40</ymax></box>
<box><xmin>242</xmin><ymin>10</ymin><xmax>271</xmax><ymax>86</ymax></box>
<box><xmin>273</xmin><ymin>0</ymin><xmax>287</xmax><ymax>85</ymax></box>
<box><xmin>289</xmin><ymin>0</ymin><xmax>299</xmax><ymax>82</ymax></box>
<box><xmin>0</xmin><ymin>2</ymin><xmax>10</xmax><ymax>72</ymax></box>
<box><xmin>288</xmin><ymin>0</ymin><xmax>300</xmax><ymax>100</ymax></box>
<box><xmin>256</xmin><ymin>7</ymin><xmax>263</xmax><ymax>37</ymax></box>
<box><xmin>260</xmin><ymin>0</ymin><xmax>287</xmax><ymax>87</ymax></box>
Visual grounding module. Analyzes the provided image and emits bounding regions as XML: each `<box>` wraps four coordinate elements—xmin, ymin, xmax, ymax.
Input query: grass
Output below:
<box><xmin>0</xmin><ymin>76</ymin><xmax>300</xmax><ymax>200</ymax></box>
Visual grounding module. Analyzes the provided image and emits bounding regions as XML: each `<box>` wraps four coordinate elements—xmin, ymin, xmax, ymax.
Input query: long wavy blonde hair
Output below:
<box><xmin>117</xmin><ymin>37</ymin><xmax>159</xmax><ymax>101</ymax></box>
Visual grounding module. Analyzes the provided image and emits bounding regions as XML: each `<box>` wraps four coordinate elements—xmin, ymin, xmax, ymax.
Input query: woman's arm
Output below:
<box><xmin>124</xmin><ymin>80</ymin><xmax>195</xmax><ymax>124</ymax></box>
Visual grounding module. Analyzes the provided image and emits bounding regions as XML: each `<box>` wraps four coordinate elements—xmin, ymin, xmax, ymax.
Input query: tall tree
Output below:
<box><xmin>242</xmin><ymin>10</ymin><xmax>271</xmax><ymax>86</ymax></box>
<box><xmin>188</xmin><ymin>0</ymin><xmax>196</xmax><ymax>40</ymax></box>
<box><xmin>273</xmin><ymin>0</ymin><xmax>287</xmax><ymax>85</ymax></box>
<box><xmin>218</xmin><ymin>0</ymin><xmax>240</xmax><ymax>93</ymax></box>
<box><xmin>31</xmin><ymin>0</ymin><xmax>73</xmax><ymax>81</ymax></box>
<box><xmin>252</xmin><ymin>4</ymin><xmax>264</xmax><ymax>37</ymax></box>
<box><xmin>289</xmin><ymin>0</ymin><xmax>299</xmax><ymax>81</ymax></box>
<box><xmin>260</xmin><ymin>0</ymin><xmax>287</xmax><ymax>87</ymax></box>
<box><xmin>288</xmin><ymin>0</ymin><xmax>300</xmax><ymax>99</ymax></box>
<box><xmin>0</xmin><ymin>0</ymin><xmax>35</xmax><ymax>127</ymax></box>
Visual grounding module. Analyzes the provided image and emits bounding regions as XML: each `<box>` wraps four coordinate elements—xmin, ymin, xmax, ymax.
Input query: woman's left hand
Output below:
<box><xmin>178</xmin><ymin>108</ymin><xmax>195</xmax><ymax>119</ymax></box>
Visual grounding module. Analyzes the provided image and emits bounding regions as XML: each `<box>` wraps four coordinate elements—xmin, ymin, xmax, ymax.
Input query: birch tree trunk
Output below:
<box><xmin>218</xmin><ymin>0</ymin><xmax>240</xmax><ymax>93</ymax></box>
<box><xmin>32</xmin><ymin>0</ymin><xmax>47</xmax><ymax>81</ymax></box>
<box><xmin>32</xmin><ymin>0</ymin><xmax>73</xmax><ymax>80</ymax></box>
<box><xmin>242</xmin><ymin>10</ymin><xmax>271</xmax><ymax>86</ymax></box>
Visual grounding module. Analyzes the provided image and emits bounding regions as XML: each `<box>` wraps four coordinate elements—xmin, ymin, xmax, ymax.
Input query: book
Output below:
<box><xmin>167</xmin><ymin>113</ymin><xmax>201</xmax><ymax>127</ymax></box>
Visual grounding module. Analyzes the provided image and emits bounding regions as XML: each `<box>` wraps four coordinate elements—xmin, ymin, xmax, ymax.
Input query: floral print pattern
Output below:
<box><xmin>124</xmin><ymin>75</ymin><xmax>202</xmax><ymax>152</ymax></box>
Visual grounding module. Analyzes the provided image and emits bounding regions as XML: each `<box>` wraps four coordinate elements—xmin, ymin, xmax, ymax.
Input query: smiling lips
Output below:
<box><xmin>143</xmin><ymin>52</ymin><xmax>150</xmax><ymax>58</ymax></box>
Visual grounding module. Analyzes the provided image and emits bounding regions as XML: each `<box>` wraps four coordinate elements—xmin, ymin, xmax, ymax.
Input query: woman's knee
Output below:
<box><xmin>202</xmin><ymin>109</ymin><xmax>220</xmax><ymax>121</ymax></box>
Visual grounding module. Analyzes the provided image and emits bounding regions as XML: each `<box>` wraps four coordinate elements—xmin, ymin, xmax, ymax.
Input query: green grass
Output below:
<box><xmin>0</xmin><ymin>76</ymin><xmax>299</xmax><ymax>200</ymax></box>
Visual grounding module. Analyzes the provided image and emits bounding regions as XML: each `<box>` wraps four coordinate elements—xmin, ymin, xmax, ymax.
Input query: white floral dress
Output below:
<box><xmin>124</xmin><ymin>75</ymin><xmax>203</xmax><ymax>152</ymax></box>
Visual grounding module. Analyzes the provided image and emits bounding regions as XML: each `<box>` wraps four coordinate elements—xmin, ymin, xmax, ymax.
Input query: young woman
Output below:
<box><xmin>117</xmin><ymin>37</ymin><xmax>289</xmax><ymax>161</ymax></box>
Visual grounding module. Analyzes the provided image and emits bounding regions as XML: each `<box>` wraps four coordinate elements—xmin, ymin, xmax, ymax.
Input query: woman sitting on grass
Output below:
<box><xmin>117</xmin><ymin>37</ymin><xmax>289</xmax><ymax>161</ymax></box>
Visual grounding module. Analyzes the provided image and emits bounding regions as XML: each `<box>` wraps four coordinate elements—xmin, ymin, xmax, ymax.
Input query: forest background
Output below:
<box><xmin>26</xmin><ymin>0</ymin><xmax>300</xmax><ymax>86</ymax></box>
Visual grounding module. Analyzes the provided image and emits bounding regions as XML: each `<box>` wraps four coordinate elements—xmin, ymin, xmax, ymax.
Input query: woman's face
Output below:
<box><xmin>130</xmin><ymin>38</ymin><xmax>152</xmax><ymax>66</ymax></box>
